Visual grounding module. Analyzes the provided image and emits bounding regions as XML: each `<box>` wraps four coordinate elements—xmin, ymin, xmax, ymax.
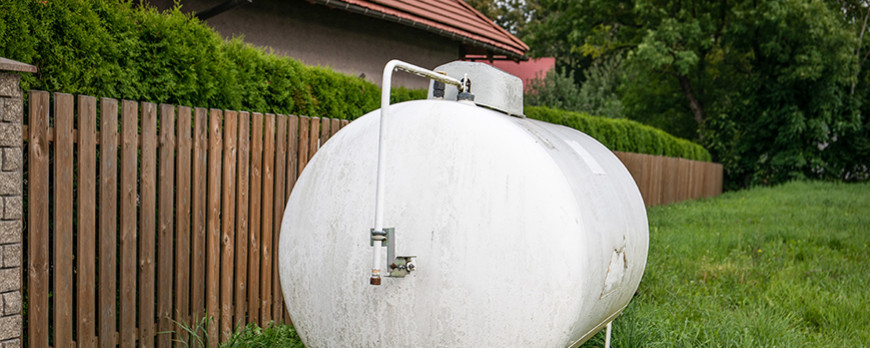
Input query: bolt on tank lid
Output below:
<box><xmin>427</xmin><ymin>61</ymin><xmax>524</xmax><ymax>117</ymax></box>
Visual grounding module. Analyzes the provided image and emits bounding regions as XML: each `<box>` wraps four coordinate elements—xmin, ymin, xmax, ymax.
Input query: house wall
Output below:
<box><xmin>151</xmin><ymin>0</ymin><xmax>459</xmax><ymax>89</ymax></box>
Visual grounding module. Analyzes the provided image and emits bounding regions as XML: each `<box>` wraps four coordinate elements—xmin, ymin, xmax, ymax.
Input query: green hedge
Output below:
<box><xmin>0</xmin><ymin>0</ymin><xmax>714</xmax><ymax>162</ymax></box>
<box><xmin>390</xmin><ymin>87</ymin><xmax>428</xmax><ymax>104</ymax></box>
<box><xmin>0</xmin><ymin>0</ymin><xmax>382</xmax><ymax>119</ymax></box>
<box><xmin>525</xmin><ymin>106</ymin><xmax>712</xmax><ymax>161</ymax></box>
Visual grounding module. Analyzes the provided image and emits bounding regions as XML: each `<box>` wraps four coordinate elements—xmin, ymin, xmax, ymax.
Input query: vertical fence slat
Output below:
<box><xmin>120</xmin><ymin>100</ymin><xmax>138</xmax><ymax>348</ymax></box>
<box><xmin>330</xmin><ymin>118</ymin><xmax>340</xmax><ymax>138</ymax></box>
<box><xmin>280</xmin><ymin>116</ymin><xmax>299</xmax><ymax>324</ymax></box>
<box><xmin>27</xmin><ymin>91</ymin><xmax>49</xmax><ymax>348</ymax></box>
<box><xmin>139</xmin><ymin>102</ymin><xmax>158</xmax><ymax>347</ymax></box>
<box><xmin>98</xmin><ymin>98</ymin><xmax>118</xmax><ymax>348</ymax></box>
<box><xmin>708</xmin><ymin>163</ymin><xmax>716</xmax><ymax>197</ymax></box>
<box><xmin>220</xmin><ymin>110</ymin><xmax>238</xmax><ymax>341</ymax></box>
<box><xmin>691</xmin><ymin>161</ymin><xmax>701</xmax><ymax>200</ymax></box>
<box><xmin>77</xmin><ymin>95</ymin><xmax>98</xmax><ymax>348</ymax></box>
<box><xmin>247</xmin><ymin>113</ymin><xmax>264</xmax><ymax>326</ymax></box>
<box><xmin>206</xmin><ymin>109</ymin><xmax>223</xmax><ymax>346</ymax></box>
<box><xmin>341</xmin><ymin>119</ymin><xmax>349</xmax><ymax>129</ymax></box>
<box><xmin>676</xmin><ymin>158</ymin><xmax>688</xmax><ymax>202</ymax></box>
<box><xmin>308</xmin><ymin>116</ymin><xmax>319</xmax><ymax>159</ymax></box>
<box><xmin>157</xmin><ymin>104</ymin><xmax>176</xmax><ymax>348</ymax></box>
<box><xmin>298</xmin><ymin>117</ymin><xmax>309</xmax><ymax>176</ymax></box>
<box><xmin>640</xmin><ymin>155</ymin><xmax>651</xmax><ymax>206</ymax></box>
<box><xmin>53</xmin><ymin>92</ymin><xmax>75</xmax><ymax>348</ymax></box>
<box><xmin>192</xmin><ymin>108</ymin><xmax>208</xmax><ymax>322</ymax></box>
<box><xmin>260</xmin><ymin>114</ymin><xmax>275</xmax><ymax>325</ymax></box>
<box><xmin>234</xmin><ymin>111</ymin><xmax>250</xmax><ymax>329</ymax></box>
<box><xmin>286</xmin><ymin>115</ymin><xmax>298</xmax><ymax>199</ymax></box>
<box><xmin>319</xmin><ymin>116</ymin><xmax>330</xmax><ymax>146</ymax></box>
<box><xmin>659</xmin><ymin>156</ymin><xmax>671</xmax><ymax>205</ymax></box>
<box><xmin>660</xmin><ymin>156</ymin><xmax>671</xmax><ymax>205</ymax></box>
<box><xmin>272</xmin><ymin>115</ymin><xmax>287</xmax><ymax>323</ymax></box>
<box><xmin>175</xmin><ymin>106</ymin><xmax>192</xmax><ymax>345</ymax></box>
<box><xmin>651</xmin><ymin>156</ymin><xmax>665</xmax><ymax>205</ymax></box>
<box><xmin>640</xmin><ymin>154</ymin><xmax>652</xmax><ymax>206</ymax></box>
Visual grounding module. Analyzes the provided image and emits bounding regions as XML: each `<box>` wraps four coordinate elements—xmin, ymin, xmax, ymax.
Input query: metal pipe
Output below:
<box><xmin>370</xmin><ymin>60</ymin><xmax>463</xmax><ymax>285</ymax></box>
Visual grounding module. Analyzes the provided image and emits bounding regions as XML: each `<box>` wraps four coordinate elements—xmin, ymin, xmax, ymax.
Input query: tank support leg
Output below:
<box><xmin>605</xmin><ymin>321</ymin><xmax>612</xmax><ymax>348</ymax></box>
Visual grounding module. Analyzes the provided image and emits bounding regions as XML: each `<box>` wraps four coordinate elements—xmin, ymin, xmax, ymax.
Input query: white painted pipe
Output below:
<box><xmin>605</xmin><ymin>322</ymin><xmax>612</xmax><ymax>348</ymax></box>
<box><xmin>371</xmin><ymin>60</ymin><xmax>463</xmax><ymax>285</ymax></box>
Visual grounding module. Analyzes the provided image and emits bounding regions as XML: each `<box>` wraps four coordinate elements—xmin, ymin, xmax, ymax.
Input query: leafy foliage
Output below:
<box><xmin>525</xmin><ymin>68</ymin><xmax>583</xmax><ymax>112</ymax></box>
<box><xmin>0</xmin><ymin>0</ymin><xmax>380</xmax><ymax>119</ymax></box>
<box><xmin>222</xmin><ymin>323</ymin><xmax>305</xmax><ymax>348</ymax></box>
<box><xmin>462</xmin><ymin>0</ymin><xmax>539</xmax><ymax>35</ymax></box>
<box><xmin>521</xmin><ymin>0</ymin><xmax>869</xmax><ymax>188</ymax></box>
<box><xmin>526</xmin><ymin>106</ymin><xmax>711</xmax><ymax>161</ymax></box>
<box><xmin>389</xmin><ymin>86</ymin><xmax>428</xmax><ymax>104</ymax></box>
<box><xmin>576</xmin><ymin>54</ymin><xmax>624</xmax><ymax>119</ymax></box>
<box><xmin>525</xmin><ymin>55</ymin><xmax>624</xmax><ymax>119</ymax></box>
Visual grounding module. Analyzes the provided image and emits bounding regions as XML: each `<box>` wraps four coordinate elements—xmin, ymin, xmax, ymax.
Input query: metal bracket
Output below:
<box><xmin>370</xmin><ymin>227</ymin><xmax>415</xmax><ymax>278</ymax></box>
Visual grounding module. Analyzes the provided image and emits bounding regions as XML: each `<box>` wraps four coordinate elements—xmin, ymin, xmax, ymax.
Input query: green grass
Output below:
<box><xmin>582</xmin><ymin>181</ymin><xmax>870</xmax><ymax>347</ymax></box>
<box><xmin>170</xmin><ymin>317</ymin><xmax>305</xmax><ymax>348</ymax></box>
<box><xmin>226</xmin><ymin>181</ymin><xmax>869</xmax><ymax>347</ymax></box>
<box><xmin>222</xmin><ymin>323</ymin><xmax>305</xmax><ymax>348</ymax></box>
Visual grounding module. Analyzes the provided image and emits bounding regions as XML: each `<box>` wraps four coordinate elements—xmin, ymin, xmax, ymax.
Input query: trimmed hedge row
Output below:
<box><xmin>0</xmin><ymin>0</ymin><xmax>710</xmax><ymax>162</ymax></box>
<box><xmin>525</xmin><ymin>106</ymin><xmax>712</xmax><ymax>161</ymax></box>
<box><xmin>0</xmin><ymin>0</ymin><xmax>380</xmax><ymax>119</ymax></box>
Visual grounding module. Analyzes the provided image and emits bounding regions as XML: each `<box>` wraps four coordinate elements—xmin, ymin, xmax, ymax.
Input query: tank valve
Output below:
<box><xmin>370</xmin><ymin>227</ymin><xmax>416</xmax><ymax>282</ymax></box>
<box><xmin>457</xmin><ymin>74</ymin><xmax>475</xmax><ymax>102</ymax></box>
<box><xmin>388</xmin><ymin>256</ymin><xmax>416</xmax><ymax>278</ymax></box>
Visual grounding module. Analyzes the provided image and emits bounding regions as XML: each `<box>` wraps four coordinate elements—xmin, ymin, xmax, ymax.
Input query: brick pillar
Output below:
<box><xmin>0</xmin><ymin>58</ymin><xmax>36</xmax><ymax>348</ymax></box>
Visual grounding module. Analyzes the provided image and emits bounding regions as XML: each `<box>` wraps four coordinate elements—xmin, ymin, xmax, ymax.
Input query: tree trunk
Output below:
<box><xmin>678</xmin><ymin>74</ymin><xmax>706</xmax><ymax>126</ymax></box>
<box><xmin>852</xmin><ymin>5</ymin><xmax>870</xmax><ymax>96</ymax></box>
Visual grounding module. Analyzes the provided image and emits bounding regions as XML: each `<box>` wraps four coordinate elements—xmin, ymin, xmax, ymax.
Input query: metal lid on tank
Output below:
<box><xmin>427</xmin><ymin>61</ymin><xmax>524</xmax><ymax>117</ymax></box>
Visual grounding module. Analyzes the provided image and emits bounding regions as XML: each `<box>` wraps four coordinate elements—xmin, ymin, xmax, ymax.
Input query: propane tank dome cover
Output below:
<box><xmin>427</xmin><ymin>61</ymin><xmax>524</xmax><ymax>117</ymax></box>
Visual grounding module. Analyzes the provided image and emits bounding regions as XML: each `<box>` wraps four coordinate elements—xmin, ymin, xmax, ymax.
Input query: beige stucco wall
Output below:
<box><xmin>152</xmin><ymin>0</ymin><xmax>460</xmax><ymax>89</ymax></box>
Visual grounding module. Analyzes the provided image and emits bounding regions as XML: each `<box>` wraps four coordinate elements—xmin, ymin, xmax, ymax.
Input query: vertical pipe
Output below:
<box><xmin>370</xmin><ymin>60</ymin><xmax>463</xmax><ymax>285</ymax></box>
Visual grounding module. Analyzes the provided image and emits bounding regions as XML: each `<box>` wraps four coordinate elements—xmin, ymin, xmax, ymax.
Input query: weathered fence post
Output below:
<box><xmin>0</xmin><ymin>58</ymin><xmax>35</xmax><ymax>347</ymax></box>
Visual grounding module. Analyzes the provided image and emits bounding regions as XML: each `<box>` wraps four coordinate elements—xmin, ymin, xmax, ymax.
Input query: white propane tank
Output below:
<box><xmin>279</xmin><ymin>61</ymin><xmax>648</xmax><ymax>348</ymax></box>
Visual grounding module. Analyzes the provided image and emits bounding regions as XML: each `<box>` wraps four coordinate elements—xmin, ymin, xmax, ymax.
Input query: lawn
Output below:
<box><xmin>224</xmin><ymin>181</ymin><xmax>869</xmax><ymax>347</ymax></box>
<box><xmin>582</xmin><ymin>181</ymin><xmax>870</xmax><ymax>347</ymax></box>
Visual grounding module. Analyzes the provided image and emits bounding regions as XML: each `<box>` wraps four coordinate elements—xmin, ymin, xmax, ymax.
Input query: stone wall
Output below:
<box><xmin>0</xmin><ymin>71</ymin><xmax>23</xmax><ymax>347</ymax></box>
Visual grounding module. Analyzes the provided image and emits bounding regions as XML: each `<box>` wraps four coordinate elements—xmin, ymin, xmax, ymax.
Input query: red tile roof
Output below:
<box><xmin>310</xmin><ymin>0</ymin><xmax>529</xmax><ymax>60</ymax></box>
<box><xmin>482</xmin><ymin>57</ymin><xmax>555</xmax><ymax>90</ymax></box>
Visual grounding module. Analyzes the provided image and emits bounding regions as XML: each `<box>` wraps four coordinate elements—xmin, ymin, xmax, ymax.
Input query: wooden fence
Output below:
<box><xmin>22</xmin><ymin>91</ymin><xmax>722</xmax><ymax>348</ymax></box>
<box><xmin>614</xmin><ymin>151</ymin><xmax>723</xmax><ymax>206</ymax></box>
<box><xmin>24</xmin><ymin>91</ymin><xmax>347</xmax><ymax>348</ymax></box>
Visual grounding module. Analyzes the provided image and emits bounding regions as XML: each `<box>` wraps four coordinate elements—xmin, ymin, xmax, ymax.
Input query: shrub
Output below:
<box><xmin>525</xmin><ymin>55</ymin><xmax>624</xmax><ymax>119</ymax></box>
<box><xmin>390</xmin><ymin>87</ymin><xmax>428</xmax><ymax>104</ymax></box>
<box><xmin>525</xmin><ymin>68</ymin><xmax>583</xmax><ymax>112</ymax></box>
<box><xmin>525</xmin><ymin>106</ymin><xmax>712</xmax><ymax>161</ymax></box>
<box><xmin>0</xmin><ymin>0</ymin><xmax>380</xmax><ymax>119</ymax></box>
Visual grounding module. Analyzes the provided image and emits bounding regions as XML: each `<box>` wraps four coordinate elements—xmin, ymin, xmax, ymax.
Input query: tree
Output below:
<box><xmin>523</xmin><ymin>0</ymin><xmax>865</xmax><ymax>187</ymax></box>
<box><xmin>463</xmin><ymin>0</ymin><xmax>540</xmax><ymax>36</ymax></box>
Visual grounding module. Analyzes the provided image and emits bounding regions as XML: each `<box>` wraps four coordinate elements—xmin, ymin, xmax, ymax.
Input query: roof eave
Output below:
<box><xmin>310</xmin><ymin>0</ymin><xmax>528</xmax><ymax>61</ymax></box>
